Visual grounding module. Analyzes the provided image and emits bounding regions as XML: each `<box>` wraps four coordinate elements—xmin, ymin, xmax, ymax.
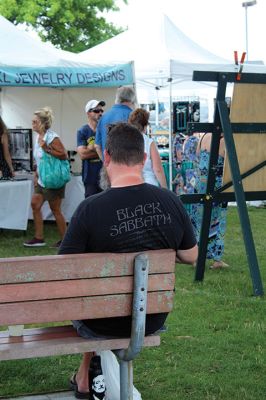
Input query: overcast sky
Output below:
<box><xmin>107</xmin><ymin>0</ymin><xmax>265</xmax><ymax>63</ymax></box>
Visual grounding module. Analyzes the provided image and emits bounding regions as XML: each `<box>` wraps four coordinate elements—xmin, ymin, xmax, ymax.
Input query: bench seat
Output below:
<box><xmin>0</xmin><ymin>325</ymin><xmax>160</xmax><ymax>361</ymax></box>
<box><xmin>0</xmin><ymin>249</ymin><xmax>176</xmax><ymax>399</ymax></box>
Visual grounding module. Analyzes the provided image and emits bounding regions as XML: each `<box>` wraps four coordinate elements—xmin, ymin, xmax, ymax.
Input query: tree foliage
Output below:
<box><xmin>0</xmin><ymin>0</ymin><xmax>127</xmax><ymax>52</ymax></box>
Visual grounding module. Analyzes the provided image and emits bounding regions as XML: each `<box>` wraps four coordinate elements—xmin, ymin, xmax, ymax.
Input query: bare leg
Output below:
<box><xmin>48</xmin><ymin>197</ymin><xmax>67</xmax><ymax>239</ymax></box>
<box><xmin>31</xmin><ymin>193</ymin><xmax>45</xmax><ymax>239</ymax></box>
<box><xmin>75</xmin><ymin>352</ymin><xmax>94</xmax><ymax>393</ymax></box>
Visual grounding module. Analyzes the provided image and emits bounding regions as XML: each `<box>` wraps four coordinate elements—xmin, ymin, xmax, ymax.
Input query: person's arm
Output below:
<box><xmin>95</xmin><ymin>144</ymin><xmax>103</xmax><ymax>161</ymax></box>
<box><xmin>77</xmin><ymin>145</ymin><xmax>99</xmax><ymax>161</ymax></box>
<box><xmin>150</xmin><ymin>141</ymin><xmax>167</xmax><ymax>188</ymax></box>
<box><xmin>2</xmin><ymin>133</ymin><xmax>14</xmax><ymax>176</ymax></box>
<box><xmin>174</xmin><ymin>198</ymin><xmax>198</xmax><ymax>265</ymax></box>
<box><xmin>176</xmin><ymin>244</ymin><xmax>198</xmax><ymax>265</ymax></box>
<box><xmin>41</xmin><ymin>137</ymin><xmax>68</xmax><ymax>160</ymax></box>
<box><xmin>95</xmin><ymin>121</ymin><xmax>104</xmax><ymax>161</ymax></box>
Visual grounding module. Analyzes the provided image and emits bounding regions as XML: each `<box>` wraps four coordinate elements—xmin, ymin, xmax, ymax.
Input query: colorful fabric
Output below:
<box><xmin>33</xmin><ymin>129</ymin><xmax>59</xmax><ymax>187</ymax></box>
<box><xmin>175</xmin><ymin>136</ymin><xmax>199</xmax><ymax>231</ymax></box>
<box><xmin>172</xmin><ymin>133</ymin><xmax>184</xmax><ymax>166</ymax></box>
<box><xmin>195</xmin><ymin>149</ymin><xmax>227</xmax><ymax>261</ymax></box>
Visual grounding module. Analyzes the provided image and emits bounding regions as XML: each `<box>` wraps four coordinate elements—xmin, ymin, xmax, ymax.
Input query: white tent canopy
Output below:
<box><xmin>78</xmin><ymin>13</ymin><xmax>266</xmax><ymax>188</ymax></box>
<box><xmin>0</xmin><ymin>16</ymin><xmax>135</xmax><ymax>150</ymax></box>
<box><xmin>79</xmin><ymin>13</ymin><xmax>266</xmax><ymax>103</ymax></box>
<box><xmin>78</xmin><ymin>14</ymin><xmax>232</xmax><ymax>97</ymax></box>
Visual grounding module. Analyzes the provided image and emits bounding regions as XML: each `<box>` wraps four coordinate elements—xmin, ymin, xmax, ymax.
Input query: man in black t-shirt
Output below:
<box><xmin>59</xmin><ymin>123</ymin><xmax>198</xmax><ymax>397</ymax></box>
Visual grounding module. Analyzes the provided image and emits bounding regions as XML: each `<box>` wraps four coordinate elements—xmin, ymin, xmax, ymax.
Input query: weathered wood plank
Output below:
<box><xmin>0</xmin><ymin>273</ymin><xmax>175</xmax><ymax>303</ymax></box>
<box><xmin>0</xmin><ymin>250</ymin><xmax>176</xmax><ymax>284</ymax></box>
<box><xmin>0</xmin><ymin>333</ymin><xmax>160</xmax><ymax>361</ymax></box>
<box><xmin>0</xmin><ymin>325</ymin><xmax>78</xmax><ymax>344</ymax></box>
<box><xmin>0</xmin><ymin>291</ymin><xmax>174</xmax><ymax>325</ymax></box>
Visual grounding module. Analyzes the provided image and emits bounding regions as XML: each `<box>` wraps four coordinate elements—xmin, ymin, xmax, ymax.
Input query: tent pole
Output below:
<box><xmin>168</xmin><ymin>77</ymin><xmax>173</xmax><ymax>191</ymax></box>
<box><xmin>155</xmin><ymin>87</ymin><xmax>159</xmax><ymax>126</ymax></box>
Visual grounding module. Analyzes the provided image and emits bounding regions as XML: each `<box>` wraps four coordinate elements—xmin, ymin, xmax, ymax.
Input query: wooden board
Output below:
<box><xmin>0</xmin><ymin>250</ymin><xmax>176</xmax><ymax>325</ymax></box>
<box><xmin>0</xmin><ymin>291</ymin><xmax>174</xmax><ymax>325</ymax></box>
<box><xmin>0</xmin><ymin>326</ymin><xmax>160</xmax><ymax>361</ymax></box>
<box><xmin>0</xmin><ymin>249</ymin><xmax>176</xmax><ymax>283</ymax></box>
<box><xmin>223</xmin><ymin>83</ymin><xmax>266</xmax><ymax>192</ymax></box>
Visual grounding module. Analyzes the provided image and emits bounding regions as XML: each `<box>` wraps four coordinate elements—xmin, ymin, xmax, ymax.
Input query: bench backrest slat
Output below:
<box><xmin>0</xmin><ymin>291</ymin><xmax>174</xmax><ymax>325</ymax></box>
<box><xmin>0</xmin><ymin>249</ymin><xmax>176</xmax><ymax>326</ymax></box>
<box><xmin>0</xmin><ymin>249</ymin><xmax>174</xmax><ymax>283</ymax></box>
<box><xmin>0</xmin><ymin>273</ymin><xmax>175</xmax><ymax>303</ymax></box>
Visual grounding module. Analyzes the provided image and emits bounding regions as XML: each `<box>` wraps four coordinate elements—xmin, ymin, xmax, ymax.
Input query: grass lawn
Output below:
<box><xmin>0</xmin><ymin>206</ymin><xmax>265</xmax><ymax>399</ymax></box>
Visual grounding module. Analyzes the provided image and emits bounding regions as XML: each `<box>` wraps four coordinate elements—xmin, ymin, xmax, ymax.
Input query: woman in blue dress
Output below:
<box><xmin>181</xmin><ymin>132</ymin><xmax>200</xmax><ymax>232</ymax></box>
<box><xmin>172</xmin><ymin>132</ymin><xmax>185</xmax><ymax>195</ymax></box>
<box><xmin>195</xmin><ymin>132</ymin><xmax>229</xmax><ymax>269</ymax></box>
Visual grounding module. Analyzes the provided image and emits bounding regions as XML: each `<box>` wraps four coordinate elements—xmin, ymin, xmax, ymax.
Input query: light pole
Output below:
<box><xmin>242</xmin><ymin>0</ymin><xmax>257</xmax><ymax>61</ymax></box>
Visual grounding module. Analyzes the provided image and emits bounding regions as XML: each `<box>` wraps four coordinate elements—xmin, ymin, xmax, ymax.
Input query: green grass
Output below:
<box><xmin>0</xmin><ymin>207</ymin><xmax>265</xmax><ymax>399</ymax></box>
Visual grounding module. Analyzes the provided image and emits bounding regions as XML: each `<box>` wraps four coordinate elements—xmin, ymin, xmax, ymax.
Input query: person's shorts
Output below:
<box><xmin>35</xmin><ymin>183</ymin><xmax>65</xmax><ymax>202</ymax></box>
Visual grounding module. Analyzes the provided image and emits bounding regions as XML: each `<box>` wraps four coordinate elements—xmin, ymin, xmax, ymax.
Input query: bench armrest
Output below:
<box><xmin>115</xmin><ymin>253</ymin><xmax>149</xmax><ymax>362</ymax></box>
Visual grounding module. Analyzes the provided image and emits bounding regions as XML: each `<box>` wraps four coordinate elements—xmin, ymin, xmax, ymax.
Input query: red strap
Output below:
<box><xmin>236</xmin><ymin>52</ymin><xmax>246</xmax><ymax>81</ymax></box>
<box><xmin>240</xmin><ymin>52</ymin><xmax>246</xmax><ymax>64</ymax></box>
<box><xmin>234</xmin><ymin>51</ymin><xmax>239</xmax><ymax>65</ymax></box>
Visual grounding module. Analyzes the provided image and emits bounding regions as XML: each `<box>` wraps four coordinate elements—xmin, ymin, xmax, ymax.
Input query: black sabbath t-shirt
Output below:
<box><xmin>59</xmin><ymin>183</ymin><xmax>196</xmax><ymax>337</ymax></box>
<box><xmin>60</xmin><ymin>183</ymin><xmax>196</xmax><ymax>255</ymax></box>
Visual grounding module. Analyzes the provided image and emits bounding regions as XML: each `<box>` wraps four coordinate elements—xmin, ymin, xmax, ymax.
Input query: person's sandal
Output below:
<box><xmin>69</xmin><ymin>374</ymin><xmax>90</xmax><ymax>399</ymax></box>
<box><xmin>210</xmin><ymin>261</ymin><xmax>229</xmax><ymax>269</ymax></box>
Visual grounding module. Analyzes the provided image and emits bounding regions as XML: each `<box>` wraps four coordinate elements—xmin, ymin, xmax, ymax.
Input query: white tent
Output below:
<box><xmin>78</xmin><ymin>13</ymin><xmax>266</xmax><ymax>187</ymax></box>
<box><xmin>78</xmin><ymin>13</ymin><xmax>266</xmax><ymax>103</ymax></box>
<box><xmin>78</xmin><ymin>14</ymin><xmax>233</xmax><ymax>100</ymax></box>
<box><xmin>0</xmin><ymin>16</ymin><xmax>135</xmax><ymax>150</ymax></box>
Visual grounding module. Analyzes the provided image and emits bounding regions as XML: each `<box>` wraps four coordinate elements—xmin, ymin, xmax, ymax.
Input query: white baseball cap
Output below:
<box><xmin>85</xmin><ymin>100</ymin><xmax>106</xmax><ymax>113</ymax></box>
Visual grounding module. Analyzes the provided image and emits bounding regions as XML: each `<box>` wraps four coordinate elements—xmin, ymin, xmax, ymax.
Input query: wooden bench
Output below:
<box><xmin>0</xmin><ymin>249</ymin><xmax>176</xmax><ymax>399</ymax></box>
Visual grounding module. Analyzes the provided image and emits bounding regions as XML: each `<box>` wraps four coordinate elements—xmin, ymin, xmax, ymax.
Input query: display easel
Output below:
<box><xmin>180</xmin><ymin>71</ymin><xmax>266</xmax><ymax>297</ymax></box>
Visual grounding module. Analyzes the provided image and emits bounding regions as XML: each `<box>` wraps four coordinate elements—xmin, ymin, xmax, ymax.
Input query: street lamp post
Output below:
<box><xmin>242</xmin><ymin>0</ymin><xmax>257</xmax><ymax>61</ymax></box>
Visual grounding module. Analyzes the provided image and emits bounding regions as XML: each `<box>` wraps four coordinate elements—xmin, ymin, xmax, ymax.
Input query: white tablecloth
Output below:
<box><xmin>0</xmin><ymin>180</ymin><xmax>32</xmax><ymax>230</ymax></box>
<box><xmin>28</xmin><ymin>174</ymin><xmax>85</xmax><ymax>222</ymax></box>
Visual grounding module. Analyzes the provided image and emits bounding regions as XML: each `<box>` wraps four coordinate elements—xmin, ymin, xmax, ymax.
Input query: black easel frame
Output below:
<box><xmin>180</xmin><ymin>71</ymin><xmax>266</xmax><ymax>297</ymax></box>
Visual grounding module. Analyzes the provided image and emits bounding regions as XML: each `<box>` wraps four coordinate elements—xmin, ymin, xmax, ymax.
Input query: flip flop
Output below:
<box><xmin>69</xmin><ymin>373</ymin><xmax>90</xmax><ymax>399</ymax></box>
<box><xmin>69</xmin><ymin>373</ymin><xmax>78</xmax><ymax>390</ymax></box>
<box><xmin>210</xmin><ymin>261</ymin><xmax>229</xmax><ymax>269</ymax></box>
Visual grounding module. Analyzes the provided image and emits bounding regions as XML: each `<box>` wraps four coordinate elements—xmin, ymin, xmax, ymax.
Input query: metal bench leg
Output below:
<box><xmin>119</xmin><ymin>359</ymin><xmax>133</xmax><ymax>400</ymax></box>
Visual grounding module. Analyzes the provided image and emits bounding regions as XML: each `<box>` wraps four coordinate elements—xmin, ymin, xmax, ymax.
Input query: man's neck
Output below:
<box><xmin>109</xmin><ymin>164</ymin><xmax>144</xmax><ymax>188</ymax></box>
<box><xmin>87</xmin><ymin>119</ymin><xmax>97</xmax><ymax>131</ymax></box>
<box><xmin>119</xmin><ymin>101</ymin><xmax>134</xmax><ymax>110</ymax></box>
<box><xmin>111</xmin><ymin>174</ymin><xmax>144</xmax><ymax>188</ymax></box>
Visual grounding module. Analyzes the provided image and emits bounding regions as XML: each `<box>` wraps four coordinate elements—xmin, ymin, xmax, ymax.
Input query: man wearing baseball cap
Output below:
<box><xmin>77</xmin><ymin>99</ymin><xmax>105</xmax><ymax>197</ymax></box>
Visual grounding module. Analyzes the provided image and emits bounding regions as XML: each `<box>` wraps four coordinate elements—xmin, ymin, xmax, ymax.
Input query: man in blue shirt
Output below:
<box><xmin>77</xmin><ymin>99</ymin><xmax>105</xmax><ymax>197</ymax></box>
<box><xmin>95</xmin><ymin>86</ymin><xmax>136</xmax><ymax>160</ymax></box>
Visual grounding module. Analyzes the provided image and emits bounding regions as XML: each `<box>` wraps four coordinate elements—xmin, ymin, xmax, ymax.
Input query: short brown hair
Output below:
<box><xmin>128</xmin><ymin>108</ymin><xmax>150</xmax><ymax>132</ymax></box>
<box><xmin>105</xmin><ymin>123</ymin><xmax>144</xmax><ymax>166</ymax></box>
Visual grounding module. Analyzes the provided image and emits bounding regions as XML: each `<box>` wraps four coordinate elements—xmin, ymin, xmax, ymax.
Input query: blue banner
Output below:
<box><xmin>0</xmin><ymin>63</ymin><xmax>134</xmax><ymax>87</ymax></box>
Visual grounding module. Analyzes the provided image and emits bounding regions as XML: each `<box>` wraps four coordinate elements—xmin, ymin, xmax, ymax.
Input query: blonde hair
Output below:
<box><xmin>34</xmin><ymin>107</ymin><xmax>54</xmax><ymax>131</ymax></box>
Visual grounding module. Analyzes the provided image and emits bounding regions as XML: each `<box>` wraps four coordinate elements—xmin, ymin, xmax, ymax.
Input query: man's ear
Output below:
<box><xmin>103</xmin><ymin>149</ymin><xmax>111</xmax><ymax>166</ymax></box>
